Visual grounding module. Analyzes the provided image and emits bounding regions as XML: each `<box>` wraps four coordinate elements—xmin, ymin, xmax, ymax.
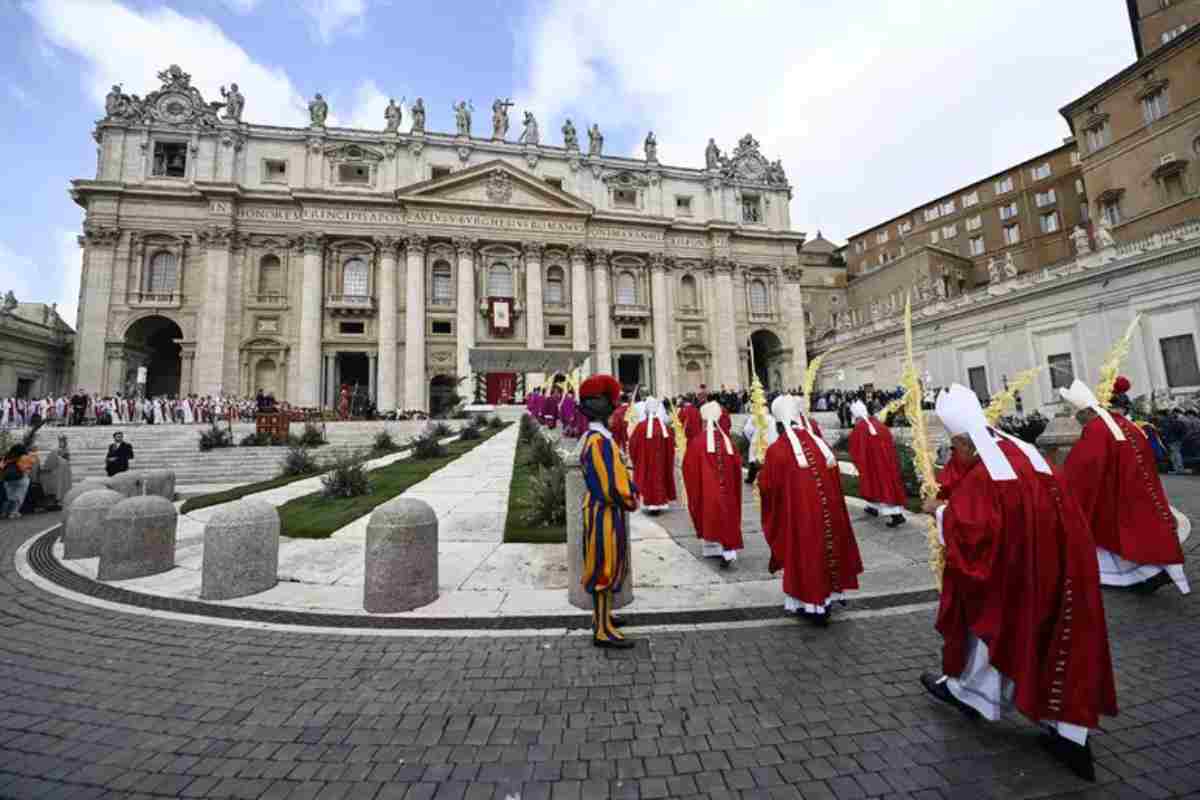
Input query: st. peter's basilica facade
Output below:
<box><xmin>72</xmin><ymin>65</ymin><xmax>840</xmax><ymax>412</ymax></box>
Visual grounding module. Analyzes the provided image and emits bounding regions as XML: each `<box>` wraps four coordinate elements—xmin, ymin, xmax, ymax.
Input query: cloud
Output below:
<box><xmin>28</xmin><ymin>0</ymin><xmax>308</xmax><ymax>127</ymax></box>
<box><xmin>302</xmin><ymin>0</ymin><xmax>366</xmax><ymax>44</ymax></box>
<box><xmin>0</xmin><ymin>231</ymin><xmax>83</xmax><ymax>331</ymax></box>
<box><xmin>332</xmin><ymin>79</ymin><xmax>389</xmax><ymax>130</ymax></box>
<box><xmin>56</xmin><ymin>230</ymin><xmax>82</xmax><ymax>332</ymax></box>
<box><xmin>514</xmin><ymin>0</ymin><xmax>1133</xmax><ymax>242</ymax></box>
<box><xmin>8</xmin><ymin>85</ymin><xmax>31</xmax><ymax>108</ymax></box>
<box><xmin>220</xmin><ymin>0</ymin><xmax>261</xmax><ymax>12</ymax></box>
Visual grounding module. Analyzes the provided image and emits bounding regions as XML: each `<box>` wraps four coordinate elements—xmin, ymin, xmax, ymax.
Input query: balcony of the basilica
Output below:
<box><xmin>126</xmin><ymin>291</ymin><xmax>183</xmax><ymax>309</ymax></box>
<box><xmin>611</xmin><ymin>303</ymin><xmax>651</xmax><ymax>323</ymax></box>
<box><xmin>247</xmin><ymin>292</ymin><xmax>288</xmax><ymax>310</ymax></box>
<box><xmin>326</xmin><ymin>294</ymin><xmax>376</xmax><ymax>316</ymax></box>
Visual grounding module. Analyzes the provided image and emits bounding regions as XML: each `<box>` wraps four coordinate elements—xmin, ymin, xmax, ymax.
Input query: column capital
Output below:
<box><xmin>569</xmin><ymin>243</ymin><xmax>589</xmax><ymax>262</ymax></box>
<box><xmin>452</xmin><ymin>236</ymin><xmax>477</xmax><ymax>257</ymax></box>
<box><xmin>591</xmin><ymin>248</ymin><xmax>612</xmax><ymax>267</ymax></box>
<box><xmin>195</xmin><ymin>224</ymin><xmax>236</xmax><ymax>249</ymax></box>
<box><xmin>375</xmin><ymin>235</ymin><xmax>403</xmax><ymax>254</ymax></box>
<box><xmin>649</xmin><ymin>253</ymin><xmax>670</xmax><ymax>272</ymax></box>
<box><xmin>522</xmin><ymin>241</ymin><xmax>545</xmax><ymax>259</ymax></box>
<box><xmin>83</xmin><ymin>224</ymin><xmax>121</xmax><ymax>246</ymax></box>
<box><xmin>712</xmin><ymin>257</ymin><xmax>737</xmax><ymax>275</ymax></box>
<box><xmin>782</xmin><ymin>265</ymin><xmax>804</xmax><ymax>283</ymax></box>
<box><xmin>403</xmin><ymin>234</ymin><xmax>428</xmax><ymax>255</ymax></box>
<box><xmin>293</xmin><ymin>231</ymin><xmax>324</xmax><ymax>254</ymax></box>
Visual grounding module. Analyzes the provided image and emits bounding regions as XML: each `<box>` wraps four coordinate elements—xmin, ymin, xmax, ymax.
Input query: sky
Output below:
<box><xmin>0</xmin><ymin>0</ymin><xmax>1136</xmax><ymax>331</ymax></box>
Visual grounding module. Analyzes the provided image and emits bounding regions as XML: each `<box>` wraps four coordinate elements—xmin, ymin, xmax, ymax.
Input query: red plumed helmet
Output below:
<box><xmin>1113</xmin><ymin>375</ymin><xmax>1131</xmax><ymax>395</ymax></box>
<box><xmin>579</xmin><ymin>374</ymin><xmax>621</xmax><ymax>407</ymax></box>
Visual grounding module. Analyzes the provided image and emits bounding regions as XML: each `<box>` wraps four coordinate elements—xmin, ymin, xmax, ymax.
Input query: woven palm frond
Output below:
<box><xmin>984</xmin><ymin>366</ymin><xmax>1042</xmax><ymax>426</ymax></box>
<box><xmin>1095</xmin><ymin>315</ymin><xmax>1142</xmax><ymax>409</ymax></box>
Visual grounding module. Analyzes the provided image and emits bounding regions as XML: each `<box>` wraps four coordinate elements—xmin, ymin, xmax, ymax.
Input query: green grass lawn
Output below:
<box><xmin>277</xmin><ymin>426</ymin><xmax>507</xmax><ymax>539</ymax></box>
<box><xmin>503</xmin><ymin>434</ymin><xmax>567</xmax><ymax>544</ymax></box>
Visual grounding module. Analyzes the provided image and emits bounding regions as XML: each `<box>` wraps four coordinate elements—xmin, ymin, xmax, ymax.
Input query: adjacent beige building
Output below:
<box><xmin>72</xmin><ymin>65</ymin><xmax>828</xmax><ymax>412</ymax></box>
<box><xmin>0</xmin><ymin>294</ymin><xmax>75</xmax><ymax>398</ymax></box>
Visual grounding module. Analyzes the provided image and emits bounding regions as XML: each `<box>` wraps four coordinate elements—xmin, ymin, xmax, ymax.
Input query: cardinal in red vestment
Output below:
<box><xmin>608</xmin><ymin>396</ymin><xmax>631</xmax><ymax>454</ymax></box>
<box><xmin>628</xmin><ymin>397</ymin><xmax>676</xmax><ymax>511</ymax></box>
<box><xmin>1060</xmin><ymin>379</ymin><xmax>1188</xmax><ymax>595</ymax></box>
<box><xmin>921</xmin><ymin>385</ymin><xmax>1117</xmax><ymax>781</ymax></box>
<box><xmin>678</xmin><ymin>402</ymin><xmax>702</xmax><ymax>441</ymax></box>
<box><xmin>682</xmin><ymin>400</ymin><xmax>743</xmax><ymax>566</ymax></box>
<box><xmin>848</xmin><ymin>400</ymin><xmax>908</xmax><ymax>527</ymax></box>
<box><xmin>760</xmin><ymin>395</ymin><xmax>863</xmax><ymax>624</ymax></box>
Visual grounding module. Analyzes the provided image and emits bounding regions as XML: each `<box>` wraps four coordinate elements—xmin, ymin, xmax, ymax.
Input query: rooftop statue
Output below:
<box><xmin>518</xmin><ymin>111</ymin><xmax>539</xmax><ymax>145</ymax></box>
<box><xmin>220</xmin><ymin>83</ymin><xmax>244</xmax><ymax>122</ymax></box>
<box><xmin>308</xmin><ymin>93</ymin><xmax>328</xmax><ymax>127</ymax></box>
<box><xmin>491</xmin><ymin>98</ymin><xmax>512</xmax><ymax>139</ymax></box>
<box><xmin>562</xmin><ymin>118</ymin><xmax>578</xmax><ymax>150</ymax></box>
<box><xmin>410</xmin><ymin>98</ymin><xmax>426</xmax><ymax>133</ymax></box>
<box><xmin>588</xmin><ymin>123</ymin><xmax>603</xmax><ymax>156</ymax></box>
<box><xmin>384</xmin><ymin>97</ymin><xmax>402</xmax><ymax>133</ymax></box>
<box><xmin>453</xmin><ymin>100</ymin><xmax>473</xmax><ymax>136</ymax></box>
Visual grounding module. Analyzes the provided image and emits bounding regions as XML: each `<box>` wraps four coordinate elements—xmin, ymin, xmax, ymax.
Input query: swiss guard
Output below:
<box><xmin>578</xmin><ymin>375</ymin><xmax>639</xmax><ymax>649</ymax></box>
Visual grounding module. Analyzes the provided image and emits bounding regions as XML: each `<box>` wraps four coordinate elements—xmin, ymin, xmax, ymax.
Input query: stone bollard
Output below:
<box><xmin>62</xmin><ymin>489</ymin><xmax>124</xmax><ymax>559</ymax></box>
<box><xmin>99</xmin><ymin>496</ymin><xmax>177</xmax><ymax>581</ymax></box>
<box><xmin>143</xmin><ymin>470</ymin><xmax>176</xmax><ymax>500</ymax></box>
<box><xmin>106</xmin><ymin>470</ymin><xmax>145</xmax><ymax>498</ymax></box>
<box><xmin>61</xmin><ymin>479</ymin><xmax>111</xmax><ymax>524</ymax></box>
<box><xmin>566</xmin><ymin>450</ymin><xmax>634</xmax><ymax>611</ymax></box>
<box><xmin>202</xmin><ymin>499</ymin><xmax>279</xmax><ymax>600</ymax></box>
<box><xmin>364</xmin><ymin>497</ymin><xmax>438</xmax><ymax>613</ymax></box>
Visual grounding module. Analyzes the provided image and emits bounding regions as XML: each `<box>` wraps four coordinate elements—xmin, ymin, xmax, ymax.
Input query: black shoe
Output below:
<box><xmin>1040</xmin><ymin>730</ymin><xmax>1095</xmax><ymax>782</ymax></box>
<box><xmin>887</xmin><ymin>514</ymin><xmax>905</xmax><ymax>528</ymax></box>
<box><xmin>1129</xmin><ymin>571</ymin><xmax>1173</xmax><ymax>595</ymax></box>
<box><xmin>719</xmin><ymin>557</ymin><xmax>733</xmax><ymax>569</ymax></box>
<box><xmin>864</xmin><ymin>506</ymin><xmax>879</xmax><ymax>517</ymax></box>
<box><xmin>920</xmin><ymin>672</ymin><xmax>982</xmax><ymax>721</ymax></box>
<box><xmin>798</xmin><ymin>609</ymin><xmax>829</xmax><ymax>627</ymax></box>
<box><xmin>593</xmin><ymin>637</ymin><xmax>636</xmax><ymax>650</ymax></box>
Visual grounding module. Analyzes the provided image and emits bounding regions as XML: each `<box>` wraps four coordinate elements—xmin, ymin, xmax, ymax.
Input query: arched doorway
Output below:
<box><xmin>255</xmin><ymin>359</ymin><xmax>278</xmax><ymax>398</ymax></box>
<box><xmin>125</xmin><ymin>315</ymin><xmax>183</xmax><ymax>397</ymax></box>
<box><xmin>749</xmin><ymin>329</ymin><xmax>784</xmax><ymax>391</ymax></box>
<box><xmin>429</xmin><ymin>374</ymin><xmax>459</xmax><ymax>417</ymax></box>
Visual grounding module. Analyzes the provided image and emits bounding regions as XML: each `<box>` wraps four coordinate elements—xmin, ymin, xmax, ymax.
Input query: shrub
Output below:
<box><xmin>321</xmin><ymin>451</ymin><xmax>370</xmax><ymax>498</ymax></box>
<box><xmin>300</xmin><ymin>422</ymin><xmax>327</xmax><ymax>447</ymax></box>
<box><xmin>519</xmin><ymin>462</ymin><xmax>567</xmax><ymax>527</ymax></box>
<box><xmin>429</xmin><ymin>421</ymin><xmax>453</xmax><ymax>438</ymax></box>
<box><xmin>199</xmin><ymin>423</ymin><xmax>233</xmax><ymax>452</ymax></box>
<box><xmin>487</xmin><ymin>415</ymin><xmax>505</xmax><ymax>430</ymax></box>
<box><xmin>372</xmin><ymin>430</ymin><xmax>398</xmax><ymax>453</ymax></box>
<box><xmin>411</xmin><ymin>431</ymin><xmax>447</xmax><ymax>460</ymax></box>
<box><xmin>240</xmin><ymin>432</ymin><xmax>273</xmax><ymax>447</ymax></box>
<box><xmin>451</xmin><ymin>405</ymin><xmax>472</xmax><ymax>420</ymax></box>
<box><xmin>895</xmin><ymin>442</ymin><xmax>920</xmax><ymax>498</ymax></box>
<box><xmin>458</xmin><ymin>424</ymin><xmax>482</xmax><ymax>441</ymax></box>
<box><xmin>518</xmin><ymin>413</ymin><xmax>537</xmax><ymax>444</ymax></box>
<box><xmin>528</xmin><ymin>433</ymin><xmax>561</xmax><ymax>469</ymax></box>
<box><xmin>280</xmin><ymin>445</ymin><xmax>319</xmax><ymax>477</ymax></box>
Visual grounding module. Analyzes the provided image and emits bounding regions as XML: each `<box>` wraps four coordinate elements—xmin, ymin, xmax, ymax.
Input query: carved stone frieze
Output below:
<box><xmin>375</xmin><ymin>235</ymin><xmax>403</xmax><ymax>253</ymax></box>
<box><xmin>323</xmin><ymin>142</ymin><xmax>384</xmax><ymax>163</ymax></box>
<box><xmin>196</xmin><ymin>225</ymin><xmax>236</xmax><ymax>248</ymax></box>
<box><xmin>452</xmin><ymin>237</ymin><xmax>477</xmax><ymax>257</ymax></box>
<box><xmin>404</xmin><ymin>234</ymin><xmax>429</xmax><ymax>254</ymax></box>
<box><xmin>83</xmin><ymin>224</ymin><xmax>122</xmax><ymax>246</ymax></box>
<box><xmin>523</xmin><ymin>242</ymin><xmax>544</xmax><ymax>260</ymax></box>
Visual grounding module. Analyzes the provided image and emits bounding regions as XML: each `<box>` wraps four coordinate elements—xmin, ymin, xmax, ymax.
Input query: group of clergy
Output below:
<box><xmin>569</xmin><ymin>367</ymin><xmax>1189</xmax><ymax>782</ymax></box>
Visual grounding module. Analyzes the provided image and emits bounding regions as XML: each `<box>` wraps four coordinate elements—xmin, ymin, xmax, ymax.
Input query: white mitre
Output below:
<box><xmin>1059</xmin><ymin>379</ymin><xmax>1125</xmax><ymax>441</ymax></box>
<box><xmin>935</xmin><ymin>384</ymin><xmax>1016</xmax><ymax>481</ymax></box>
<box><xmin>771</xmin><ymin>394</ymin><xmax>808</xmax><ymax>468</ymax></box>
<box><xmin>850</xmin><ymin>400</ymin><xmax>875</xmax><ymax>434</ymax></box>
<box><xmin>700</xmin><ymin>400</ymin><xmax>732</xmax><ymax>454</ymax></box>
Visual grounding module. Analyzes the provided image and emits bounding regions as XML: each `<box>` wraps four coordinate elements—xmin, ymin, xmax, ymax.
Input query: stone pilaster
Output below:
<box><xmin>75</xmin><ymin>225</ymin><xmax>120</xmax><ymax>393</ymax></box>
<box><xmin>782</xmin><ymin>266</ymin><xmax>808</xmax><ymax>389</ymax></box>
<box><xmin>375</xmin><ymin>236</ymin><xmax>400</xmax><ymax>413</ymax></box>
<box><xmin>403</xmin><ymin>235</ymin><xmax>428</xmax><ymax>411</ymax></box>
<box><xmin>295</xmin><ymin>232</ymin><xmax>324</xmax><ymax>407</ymax></box>
<box><xmin>569</xmin><ymin>245</ymin><xmax>591</xmax><ymax>373</ymax></box>
<box><xmin>106</xmin><ymin>344</ymin><xmax>127</xmax><ymax>397</ymax></box>
<box><xmin>454</xmin><ymin>237</ymin><xmax>476</xmax><ymax>404</ymax></box>
<box><xmin>649</xmin><ymin>255</ymin><xmax>674</xmax><ymax>397</ymax></box>
<box><xmin>592</xmin><ymin>250</ymin><xmax>612</xmax><ymax>378</ymax></box>
<box><xmin>713</xmin><ymin>259</ymin><xmax>740</xmax><ymax>389</ymax></box>
<box><xmin>180</xmin><ymin>344</ymin><xmax>196</xmax><ymax>395</ymax></box>
<box><xmin>524</xmin><ymin>242</ymin><xmax>544</xmax><ymax>350</ymax></box>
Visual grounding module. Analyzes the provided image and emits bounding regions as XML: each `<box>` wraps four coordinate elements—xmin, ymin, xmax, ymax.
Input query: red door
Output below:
<box><xmin>486</xmin><ymin>372</ymin><xmax>516</xmax><ymax>405</ymax></box>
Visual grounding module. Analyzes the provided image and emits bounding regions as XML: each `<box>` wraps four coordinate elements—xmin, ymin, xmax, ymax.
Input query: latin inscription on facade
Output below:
<box><xmin>590</xmin><ymin>226</ymin><xmax>664</xmax><ymax>243</ymax></box>
<box><xmin>406</xmin><ymin>208</ymin><xmax>586</xmax><ymax>234</ymax></box>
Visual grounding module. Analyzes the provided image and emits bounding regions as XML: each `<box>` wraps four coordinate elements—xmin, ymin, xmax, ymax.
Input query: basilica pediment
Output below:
<box><xmin>395</xmin><ymin>160</ymin><xmax>594</xmax><ymax>214</ymax></box>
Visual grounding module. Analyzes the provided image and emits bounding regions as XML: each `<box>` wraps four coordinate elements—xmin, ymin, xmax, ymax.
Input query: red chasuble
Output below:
<box><xmin>608</xmin><ymin>404</ymin><xmax>630</xmax><ymax>453</ymax></box>
<box><xmin>629</xmin><ymin>417</ymin><xmax>678</xmax><ymax>507</ymax></box>
<box><xmin>679</xmin><ymin>404</ymin><xmax>702</xmax><ymax>441</ymax></box>
<box><xmin>1063</xmin><ymin>413</ymin><xmax>1183</xmax><ymax>566</ymax></box>
<box><xmin>937</xmin><ymin>450</ymin><xmax>972</xmax><ymax>500</ymax></box>
<box><xmin>848</xmin><ymin>418</ymin><xmax>908</xmax><ymax>507</ymax></box>
<box><xmin>759</xmin><ymin>425</ymin><xmax>863</xmax><ymax>604</ymax></box>
<box><xmin>682</xmin><ymin>428</ymin><xmax>744</xmax><ymax>551</ymax></box>
<box><xmin>937</xmin><ymin>440</ymin><xmax>1118</xmax><ymax>730</ymax></box>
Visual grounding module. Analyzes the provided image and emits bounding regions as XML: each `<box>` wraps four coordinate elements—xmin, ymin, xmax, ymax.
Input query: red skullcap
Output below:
<box><xmin>579</xmin><ymin>374</ymin><xmax>621</xmax><ymax>406</ymax></box>
<box><xmin>1113</xmin><ymin>376</ymin><xmax>1131</xmax><ymax>395</ymax></box>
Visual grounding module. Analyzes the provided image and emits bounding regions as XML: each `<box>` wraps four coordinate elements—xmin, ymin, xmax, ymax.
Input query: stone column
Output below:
<box><xmin>375</xmin><ymin>236</ymin><xmax>400</xmax><ymax>413</ymax></box>
<box><xmin>75</xmin><ymin>226</ymin><xmax>120</xmax><ymax>392</ymax></box>
<box><xmin>106</xmin><ymin>346</ymin><xmax>127</xmax><ymax>397</ymax></box>
<box><xmin>454</xmin><ymin>238</ymin><xmax>477</xmax><ymax>404</ymax></box>
<box><xmin>649</xmin><ymin>255</ymin><xmax>674</xmax><ymax>397</ymax></box>
<box><xmin>782</xmin><ymin>266</ymin><xmax>808</xmax><ymax>389</ymax></box>
<box><xmin>368</xmin><ymin>352</ymin><xmax>377</xmax><ymax>402</ymax></box>
<box><xmin>295</xmin><ymin>232</ymin><xmax>324</xmax><ymax>407</ymax></box>
<box><xmin>194</xmin><ymin>226</ymin><xmax>234</xmax><ymax>396</ymax></box>
<box><xmin>323</xmin><ymin>353</ymin><xmax>335</xmax><ymax>407</ymax></box>
<box><xmin>524</xmin><ymin>242</ymin><xmax>544</xmax><ymax>350</ymax></box>
<box><xmin>570</xmin><ymin>245</ymin><xmax>590</xmax><ymax>372</ymax></box>
<box><xmin>403</xmin><ymin>235</ymin><xmax>428</xmax><ymax>411</ymax></box>
<box><xmin>179</xmin><ymin>346</ymin><xmax>195</xmax><ymax>395</ymax></box>
<box><xmin>713</xmin><ymin>259</ymin><xmax>740</xmax><ymax>389</ymax></box>
<box><xmin>592</xmin><ymin>249</ymin><xmax>612</xmax><ymax>380</ymax></box>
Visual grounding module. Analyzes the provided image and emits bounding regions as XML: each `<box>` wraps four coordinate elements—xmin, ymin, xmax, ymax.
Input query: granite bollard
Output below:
<box><xmin>143</xmin><ymin>469</ymin><xmax>176</xmax><ymax>500</ymax></box>
<box><xmin>201</xmin><ymin>499</ymin><xmax>279</xmax><ymax>600</ymax></box>
<box><xmin>62</xmin><ymin>489</ymin><xmax>124</xmax><ymax>559</ymax></box>
<box><xmin>106</xmin><ymin>470</ymin><xmax>145</xmax><ymax>498</ymax></box>
<box><xmin>364</xmin><ymin>497</ymin><xmax>438</xmax><ymax>613</ymax></box>
<box><xmin>98</xmin><ymin>495</ymin><xmax>177</xmax><ymax>581</ymax></box>
<box><xmin>61</xmin><ymin>479</ymin><xmax>111</xmax><ymax>524</ymax></box>
<box><xmin>566</xmin><ymin>447</ymin><xmax>633</xmax><ymax>611</ymax></box>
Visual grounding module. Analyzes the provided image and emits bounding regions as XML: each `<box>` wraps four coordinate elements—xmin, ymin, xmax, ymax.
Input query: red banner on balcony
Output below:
<box><xmin>488</xmin><ymin>297</ymin><xmax>513</xmax><ymax>337</ymax></box>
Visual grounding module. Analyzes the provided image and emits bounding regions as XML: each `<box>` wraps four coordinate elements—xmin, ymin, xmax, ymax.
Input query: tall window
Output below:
<box><xmin>146</xmin><ymin>251</ymin><xmax>178</xmax><ymax>293</ymax></box>
<box><xmin>545</xmin><ymin>265</ymin><xmax>565</xmax><ymax>304</ymax></box>
<box><xmin>749</xmin><ymin>280</ymin><xmax>769</xmax><ymax>315</ymax></box>
<box><xmin>967</xmin><ymin>366</ymin><xmax>989</xmax><ymax>403</ymax></box>
<box><xmin>1030</xmin><ymin>163</ymin><xmax>1052</xmax><ymax>180</ymax></box>
<box><xmin>962</xmin><ymin>190</ymin><xmax>979</xmax><ymax>208</ymax></box>
<box><xmin>1000</xmin><ymin>201</ymin><xmax>1019</xmax><ymax>221</ymax></box>
<box><xmin>680</xmin><ymin>274</ymin><xmax>698</xmax><ymax>308</ymax></box>
<box><xmin>1161</xmin><ymin>334</ymin><xmax>1200</xmax><ymax>386</ymax></box>
<box><xmin>969</xmin><ymin>235</ymin><xmax>985</xmax><ymax>256</ymax></box>
<box><xmin>966</xmin><ymin>215</ymin><xmax>982</xmax><ymax>231</ymax></box>
<box><xmin>342</xmin><ymin>257</ymin><xmax>368</xmax><ymax>297</ymax></box>
<box><xmin>1143</xmin><ymin>89</ymin><xmax>1169</xmax><ymax>124</ymax></box>
<box><xmin>1086</xmin><ymin>122</ymin><xmax>1111</xmax><ymax>152</ymax></box>
<box><xmin>1003</xmin><ymin>224</ymin><xmax>1021</xmax><ymax>245</ymax></box>
<box><xmin>488</xmin><ymin>263</ymin><xmax>513</xmax><ymax>297</ymax></box>
<box><xmin>151</xmin><ymin>142</ymin><xmax>187</xmax><ymax>178</ymax></box>
<box><xmin>616</xmin><ymin>271</ymin><xmax>637</xmax><ymax>305</ymax></box>
<box><xmin>1036</xmin><ymin>189</ymin><xmax>1057</xmax><ymax>207</ymax></box>
<box><xmin>431</xmin><ymin>260</ymin><xmax>452</xmax><ymax>305</ymax></box>
<box><xmin>1040</xmin><ymin>212</ymin><xmax>1060</xmax><ymax>234</ymax></box>
<box><xmin>994</xmin><ymin>175</ymin><xmax>1014</xmax><ymax>194</ymax></box>
<box><xmin>258</xmin><ymin>254</ymin><xmax>282</xmax><ymax>295</ymax></box>
<box><xmin>1101</xmin><ymin>198</ymin><xmax>1122</xmax><ymax>226</ymax></box>
<box><xmin>1048</xmin><ymin>353</ymin><xmax>1075</xmax><ymax>389</ymax></box>
<box><xmin>876</xmin><ymin>230</ymin><xmax>889</xmax><ymax>244</ymax></box>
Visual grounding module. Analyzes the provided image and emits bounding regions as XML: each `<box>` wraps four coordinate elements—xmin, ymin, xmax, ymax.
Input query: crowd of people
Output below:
<box><xmin>0</xmin><ymin>391</ymin><xmax>286</xmax><ymax>429</ymax></box>
<box><xmin>526</xmin><ymin>366</ymin><xmax>1192</xmax><ymax>782</ymax></box>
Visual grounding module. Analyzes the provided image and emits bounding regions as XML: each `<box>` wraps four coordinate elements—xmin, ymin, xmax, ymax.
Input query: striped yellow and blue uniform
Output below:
<box><xmin>581</xmin><ymin>428</ymin><xmax>638</xmax><ymax>595</ymax></box>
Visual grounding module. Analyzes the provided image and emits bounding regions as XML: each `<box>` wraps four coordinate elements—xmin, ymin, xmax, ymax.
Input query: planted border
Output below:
<box><xmin>503</xmin><ymin>430</ymin><xmax>568</xmax><ymax>545</ymax></box>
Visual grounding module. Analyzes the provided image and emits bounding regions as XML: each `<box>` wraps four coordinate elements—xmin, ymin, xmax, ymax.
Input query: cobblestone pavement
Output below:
<box><xmin>0</xmin><ymin>483</ymin><xmax>1198</xmax><ymax>800</ymax></box>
